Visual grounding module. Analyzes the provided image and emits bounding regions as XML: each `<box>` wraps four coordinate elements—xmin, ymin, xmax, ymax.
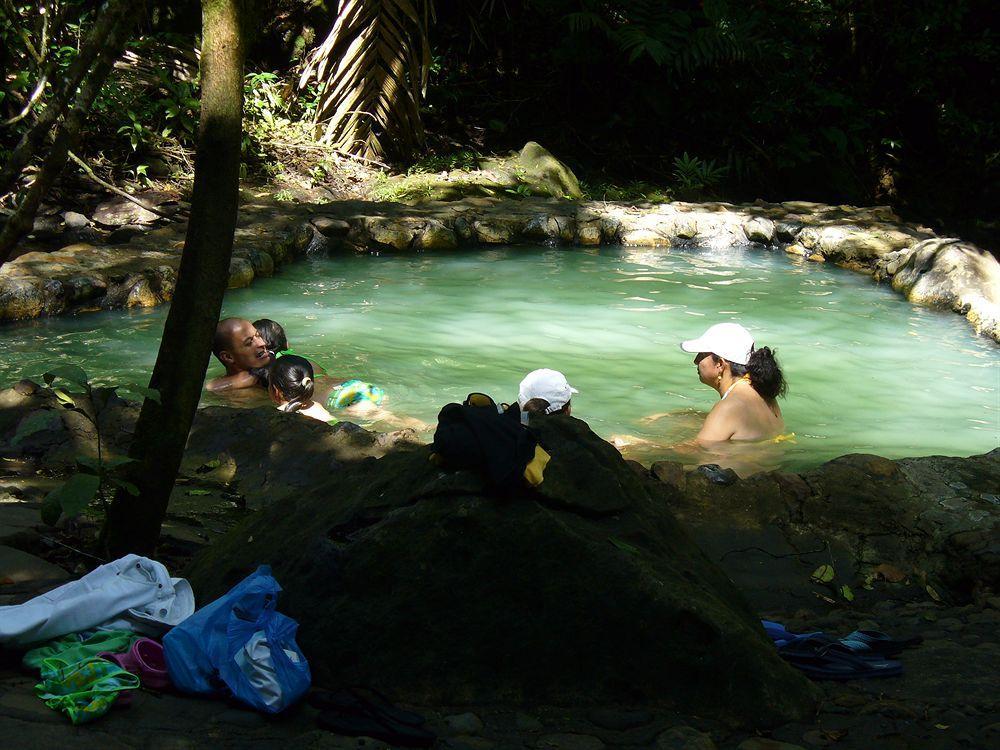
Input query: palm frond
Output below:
<box><xmin>298</xmin><ymin>0</ymin><xmax>430</xmax><ymax>160</ymax></box>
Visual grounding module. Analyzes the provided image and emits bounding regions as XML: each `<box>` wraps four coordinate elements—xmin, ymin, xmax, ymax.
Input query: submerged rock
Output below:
<box><xmin>185</xmin><ymin>415</ymin><xmax>818</xmax><ymax>726</ymax></box>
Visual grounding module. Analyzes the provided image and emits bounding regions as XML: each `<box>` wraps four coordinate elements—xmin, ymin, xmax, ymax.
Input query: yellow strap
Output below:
<box><xmin>523</xmin><ymin>445</ymin><xmax>551</xmax><ymax>486</ymax></box>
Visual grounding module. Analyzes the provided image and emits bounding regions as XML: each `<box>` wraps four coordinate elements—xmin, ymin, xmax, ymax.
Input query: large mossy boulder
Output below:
<box><xmin>371</xmin><ymin>142</ymin><xmax>583</xmax><ymax>203</ymax></box>
<box><xmin>186</xmin><ymin>415</ymin><xmax>818</xmax><ymax>726</ymax></box>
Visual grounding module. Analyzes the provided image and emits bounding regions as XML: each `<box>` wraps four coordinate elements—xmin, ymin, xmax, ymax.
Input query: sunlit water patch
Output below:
<box><xmin>2</xmin><ymin>246</ymin><xmax>997</xmax><ymax>472</ymax></box>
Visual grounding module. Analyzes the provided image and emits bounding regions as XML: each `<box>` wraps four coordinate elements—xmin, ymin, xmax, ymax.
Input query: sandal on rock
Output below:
<box><xmin>779</xmin><ymin>638</ymin><xmax>903</xmax><ymax>680</ymax></box>
<box><xmin>760</xmin><ymin>620</ymin><xmax>823</xmax><ymax>648</ymax></box>
<box><xmin>839</xmin><ymin>629</ymin><xmax>923</xmax><ymax>657</ymax></box>
<box><xmin>98</xmin><ymin>638</ymin><xmax>171</xmax><ymax>690</ymax></box>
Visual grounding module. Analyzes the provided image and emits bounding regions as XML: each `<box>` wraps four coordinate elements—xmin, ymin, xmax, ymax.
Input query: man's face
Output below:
<box><xmin>221</xmin><ymin>319</ymin><xmax>272</xmax><ymax>371</ymax></box>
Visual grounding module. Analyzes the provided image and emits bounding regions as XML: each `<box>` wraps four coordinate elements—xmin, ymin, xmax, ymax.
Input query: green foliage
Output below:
<box><xmin>580</xmin><ymin>180</ymin><xmax>672</xmax><ymax>203</ymax></box>
<box><xmin>671</xmin><ymin>152</ymin><xmax>728</xmax><ymax>199</ymax></box>
<box><xmin>14</xmin><ymin>365</ymin><xmax>160</xmax><ymax>526</ymax></box>
<box><xmin>406</xmin><ymin>150</ymin><xmax>481</xmax><ymax>175</ymax></box>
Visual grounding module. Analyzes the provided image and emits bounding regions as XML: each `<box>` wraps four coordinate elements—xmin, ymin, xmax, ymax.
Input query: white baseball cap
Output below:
<box><xmin>680</xmin><ymin>323</ymin><xmax>755</xmax><ymax>365</ymax></box>
<box><xmin>518</xmin><ymin>369</ymin><xmax>579</xmax><ymax>414</ymax></box>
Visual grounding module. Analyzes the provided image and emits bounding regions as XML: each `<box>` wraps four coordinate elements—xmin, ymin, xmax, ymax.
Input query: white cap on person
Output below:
<box><xmin>680</xmin><ymin>323</ymin><xmax>755</xmax><ymax>365</ymax></box>
<box><xmin>518</xmin><ymin>369</ymin><xmax>579</xmax><ymax>414</ymax></box>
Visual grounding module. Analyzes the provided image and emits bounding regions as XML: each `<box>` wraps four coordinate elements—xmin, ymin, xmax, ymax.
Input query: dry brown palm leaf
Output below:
<box><xmin>298</xmin><ymin>0</ymin><xmax>430</xmax><ymax>161</ymax></box>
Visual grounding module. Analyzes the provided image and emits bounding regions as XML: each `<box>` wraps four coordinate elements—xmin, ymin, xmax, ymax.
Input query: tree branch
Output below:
<box><xmin>66</xmin><ymin>150</ymin><xmax>181</xmax><ymax>220</ymax></box>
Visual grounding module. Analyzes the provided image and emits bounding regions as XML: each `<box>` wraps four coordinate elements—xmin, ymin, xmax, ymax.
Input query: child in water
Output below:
<box><xmin>253</xmin><ymin>318</ymin><xmax>291</xmax><ymax>360</ymax></box>
<box><xmin>267</xmin><ymin>355</ymin><xmax>333</xmax><ymax>422</ymax></box>
<box><xmin>253</xmin><ymin>317</ymin><xmax>427</xmax><ymax>430</ymax></box>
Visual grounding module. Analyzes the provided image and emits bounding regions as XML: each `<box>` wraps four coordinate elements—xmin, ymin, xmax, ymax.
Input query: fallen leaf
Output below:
<box><xmin>186</xmin><ymin>488</ymin><xmax>212</xmax><ymax>496</ymax></box>
<box><xmin>839</xmin><ymin>584</ymin><xmax>855</xmax><ymax>602</ymax></box>
<box><xmin>934</xmin><ymin>724</ymin><xmax>949</xmax><ymax>730</ymax></box>
<box><xmin>874</xmin><ymin>563</ymin><xmax>907</xmax><ymax>583</ymax></box>
<box><xmin>812</xmin><ymin>592</ymin><xmax>837</xmax><ymax>605</ymax></box>
<box><xmin>811</xmin><ymin>564</ymin><xmax>835</xmax><ymax>584</ymax></box>
<box><xmin>926</xmin><ymin>584</ymin><xmax>942</xmax><ymax>602</ymax></box>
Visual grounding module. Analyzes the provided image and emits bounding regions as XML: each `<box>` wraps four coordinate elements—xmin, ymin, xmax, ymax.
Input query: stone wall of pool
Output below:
<box><xmin>1</xmin><ymin>196</ymin><xmax>997</xmax><ymax>343</ymax></box>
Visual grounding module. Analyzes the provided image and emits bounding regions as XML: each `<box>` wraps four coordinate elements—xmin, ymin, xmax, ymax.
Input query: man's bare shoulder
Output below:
<box><xmin>206</xmin><ymin>371</ymin><xmax>260</xmax><ymax>392</ymax></box>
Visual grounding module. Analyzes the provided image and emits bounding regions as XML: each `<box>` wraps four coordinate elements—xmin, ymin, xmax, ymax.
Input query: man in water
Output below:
<box><xmin>205</xmin><ymin>317</ymin><xmax>273</xmax><ymax>392</ymax></box>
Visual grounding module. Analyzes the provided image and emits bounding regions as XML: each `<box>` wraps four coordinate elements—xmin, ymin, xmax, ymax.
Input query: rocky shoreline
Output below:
<box><xmin>1</xmin><ymin>193</ymin><xmax>998</xmax><ymax>343</ymax></box>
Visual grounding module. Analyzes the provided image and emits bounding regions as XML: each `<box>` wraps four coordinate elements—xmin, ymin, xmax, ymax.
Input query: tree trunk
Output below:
<box><xmin>102</xmin><ymin>0</ymin><xmax>246</xmax><ymax>558</ymax></box>
<box><xmin>0</xmin><ymin>7</ymin><xmax>135</xmax><ymax>268</ymax></box>
<box><xmin>0</xmin><ymin>0</ymin><xmax>131</xmax><ymax>199</ymax></box>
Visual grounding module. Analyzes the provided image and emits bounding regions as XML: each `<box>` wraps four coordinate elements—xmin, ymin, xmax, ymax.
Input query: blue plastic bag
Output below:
<box><xmin>163</xmin><ymin>566</ymin><xmax>310</xmax><ymax>713</ymax></box>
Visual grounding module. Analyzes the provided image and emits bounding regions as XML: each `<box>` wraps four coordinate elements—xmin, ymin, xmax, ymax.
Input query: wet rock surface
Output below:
<box><xmin>2</xmin><ymin>191</ymin><xmax>997</xmax><ymax>342</ymax></box>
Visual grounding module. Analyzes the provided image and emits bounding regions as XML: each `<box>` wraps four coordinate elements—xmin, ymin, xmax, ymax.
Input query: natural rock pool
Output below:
<box><xmin>1</xmin><ymin>245</ymin><xmax>997</xmax><ymax>472</ymax></box>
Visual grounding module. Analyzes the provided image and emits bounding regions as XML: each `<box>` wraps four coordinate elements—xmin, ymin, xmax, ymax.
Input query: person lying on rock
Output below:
<box><xmin>267</xmin><ymin>354</ymin><xmax>334</xmax><ymax>422</ymax></box>
<box><xmin>679</xmin><ymin>322</ymin><xmax>787</xmax><ymax>442</ymax></box>
<box><xmin>205</xmin><ymin>317</ymin><xmax>274</xmax><ymax>392</ymax></box>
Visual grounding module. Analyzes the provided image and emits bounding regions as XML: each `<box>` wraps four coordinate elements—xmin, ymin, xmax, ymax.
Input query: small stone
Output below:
<box><xmin>831</xmin><ymin>692</ymin><xmax>868</xmax><ymax>708</ymax></box>
<box><xmin>516</xmin><ymin>712</ymin><xmax>544</xmax><ymax>731</ymax></box>
<box><xmin>695</xmin><ymin>463</ymin><xmax>738</xmax><ymax>485</ymax></box>
<box><xmin>858</xmin><ymin>699</ymin><xmax>919</xmax><ymax>719</ymax></box>
<box><xmin>587</xmin><ymin>708</ymin><xmax>652</xmax><ymax>731</ymax></box>
<box><xmin>984</xmin><ymin>597</ymin><xmax>1000</xmax><ymax>610</ymax></box>
<box><xmin>227</xmin><ymin>257</ymin><xmax>255</xmax><ymax>289</ymax></box>
<box><xmin>416</xmin><ymin>221</ymin><xmax>458</xmax><ymax>251</ymax></box>
<box><xmin>807</xmin><ymin>253</ymin><xmax>826</xmax><ymax>262</ymax></box>
<box><xmin>63</xmin><ymin>211</ymin><xmax>90</xmax><ymax>228</ymax></box>
<box><xmin>743</xmin><ymin>216</ymin><xmax>775</xmax><ymax>243</ymax></box>
<box><xmin>536</xmin><ymin>734</ymin><xmax>605</xmax><ymax>750</ymax></box>
<box><xmin>445</xmin><ymin>712</ymin><xmax>485</xmax><ymax>736</ymax></box>
<box><xmin>312</xmin><ymin>217</ymin><xmax>351</xmax><ymax>237</ymax></box>
<box><xmin>784</xmin><ymin>243</ymin><xmax>807</xmax><ymax>256</ymax></box>
<box><xmin>936</xmin><ymin>617</ymin><xmax>962</xmax><ymax>631</ymax></box>
<box><xmin>655</xmin><ymin>725</ymin><xmax>718</xmax><ymax>750</ymax></box>
<box><xmin>651</xmin><ymin>461</ymin><xmax>686</xmax><ymax>490</ymax></box>
<box><xmin>576</xmin><ymin>223</ymin><xmax>601</xmax><ymax>245</ymax></box>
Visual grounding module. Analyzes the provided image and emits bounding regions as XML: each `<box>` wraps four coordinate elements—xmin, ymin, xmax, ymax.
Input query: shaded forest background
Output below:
<box><xmin>2</xmin><ymin>0</ymin><xmax>998</xmax><ymax>246</ymax></box>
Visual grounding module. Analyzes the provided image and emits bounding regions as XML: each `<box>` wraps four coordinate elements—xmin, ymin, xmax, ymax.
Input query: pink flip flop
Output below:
<box><xmin>99</xmin><ymin>638</ymin><xmax>171</xmax><ymax>691</ymax></box>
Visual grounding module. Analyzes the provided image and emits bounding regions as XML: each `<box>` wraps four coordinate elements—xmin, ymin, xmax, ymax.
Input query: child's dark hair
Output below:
<box><xmin>253</xmin><ymin>318</ymin><xmax>288</xmax><ymax>354</ymax></box>
<box><xmin>521</xmin><ymin>398</ymin><xmax>570</xmax><ymax>415</ymax></box>
<box><xmin>268</xmin><ymin>355</ymin><xmax>314</xmax><ymax>412</ymax></box>
<box><xmin>724</xmin><ymin>346</ymin><xmax>787</xmax><ymax>401</ymax></box>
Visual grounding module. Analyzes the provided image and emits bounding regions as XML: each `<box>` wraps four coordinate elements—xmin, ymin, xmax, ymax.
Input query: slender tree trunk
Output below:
<box><xmin>102</xmin><ymin>0</ymin><xmax>246</xmax><ymax>557</ymax></box>
<box><xmin>0</xmin><ymin>0</ymin><xmax>130</xmax><ymax>198</ymax></box>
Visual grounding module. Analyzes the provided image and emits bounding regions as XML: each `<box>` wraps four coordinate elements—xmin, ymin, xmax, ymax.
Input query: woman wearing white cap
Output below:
<box><xmin>680</xmin><ymin>322</ymin><xmax>786</xmax><ymax>442</ymax></box>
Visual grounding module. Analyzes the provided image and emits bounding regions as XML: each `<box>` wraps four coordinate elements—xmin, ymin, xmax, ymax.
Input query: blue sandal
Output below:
<box><xmin>778</xmin><ymin>637</ymin><xmax>903</xmax><ymax>680</ymax></box>
<box><xmin>839</xmin><ymin>629</ymin><xmax>922</xmax><ymax>657</ymax></box>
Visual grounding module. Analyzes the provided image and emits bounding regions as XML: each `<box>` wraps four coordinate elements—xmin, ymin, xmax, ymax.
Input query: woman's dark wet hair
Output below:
<box><xmin>253</xmin><ymin>318</ymin><xmax>288</xmax><ymax>354</ymax></box>
<box><xmin>268</xmin><ymin>355</ymin><xmax>314</xmax><ymax>412</ymax></box>
<box><xmin>721</xmin><ymin>346</ymin><xmax>787</xmax><ymax>401</ymax></box>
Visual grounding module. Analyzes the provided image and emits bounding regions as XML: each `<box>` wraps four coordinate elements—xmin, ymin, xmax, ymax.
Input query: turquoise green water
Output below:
<box><xmin>2</xmin><ymin>246</ymin><xmax>997</xmax><ymax>472</ymax></box>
